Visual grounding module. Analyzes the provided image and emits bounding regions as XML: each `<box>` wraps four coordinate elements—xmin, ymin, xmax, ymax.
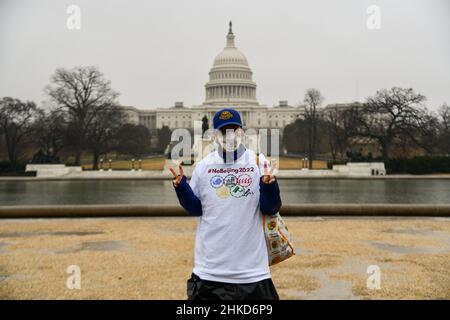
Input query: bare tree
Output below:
<box><xmin>304</xmin><ymin>88</ymin><xmax>324</xmax><ymax>168</ymax></box>
<box><xmin>439</xmin><ymin>103</ymin><xmax>450</xmax><ymax>131</ymax></box>
<box><xmin>116</xmin><ymin>124</ymin><xmax>152</xmax><ymax>158</ymax></box>
<box><xmin>323</xmin><ymin>107</ymin><xmax>340</xmax><ymax>160</ymax></box>
<box><xmin>45</xmin><ymin>66</ymin><xmax>119</xmax><ymax>165</ymax></box>
<box><xmin>282</xmin><ymin>118</ymin><xmax>308</xmax><ymax>155</ymax></box>
<box><xmin>86</xmin><ymin>105</ymin><xmax>124</xmax><ymax>170</ymax></box>
<box><xmin>323</xmin><ymin>103</ymin><xmax>364</xmax><ymax>160</ymax></box>
<box><xmin>437</xmin><ymin>103</ymin><xmax>450</xmax><ymax>155</ymax></box>
<box><xmin>157</xmin><ymin>126</ymin><xmax>172</xmax><ymax>155</ymax></box>
<box><xmin>356</xmin><ymin>87</ymin><xmax>426</xmax><ymax>159</ymax></box>
<box><xmin>31</xmin><ymin>109</ymin><xmax>66</xmax><ymax>158</ymax></box>
<box><xmin>201</xmin><ymin>115</ymin><xmax>209</xmax><ymax>137</ymax></box>
<box><xmin>407</xmin><ymin>108</ymin><xmax>440</xmax><ymax>155</ymax></box>
<box><xmin>0</xmin><ymin>97</ymin><xmax>38</xmax><ymax>164</ymax></box>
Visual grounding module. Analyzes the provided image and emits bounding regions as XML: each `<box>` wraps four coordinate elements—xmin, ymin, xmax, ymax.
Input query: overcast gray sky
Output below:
<box><xmin>0</xmin><ymin>0</ymin><xmax>449</xmax><ymax>110</ymax></box>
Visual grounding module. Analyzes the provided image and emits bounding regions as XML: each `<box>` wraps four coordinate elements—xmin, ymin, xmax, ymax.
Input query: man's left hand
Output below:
<box><xmin>262</xmin><ymin>160</ymin><xmax>277</xmax><ymax>184</ymax></box>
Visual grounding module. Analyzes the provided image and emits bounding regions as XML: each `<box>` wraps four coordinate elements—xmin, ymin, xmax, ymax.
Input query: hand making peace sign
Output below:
<box><xmin>169</xmin><ymin>164</ymin><xmax>184</xmax><ymax>187</ymax></box>
<box><xmin>262</xmin><ymin>159</ymin><xmax>277</xmax><ymax>184</ymax></box>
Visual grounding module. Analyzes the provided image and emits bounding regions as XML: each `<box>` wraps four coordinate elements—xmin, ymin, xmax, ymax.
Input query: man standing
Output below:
<box><xmin>170</xmin><ymin>108</ymin><xmax>281</xmax><ymax>300</ymax></box>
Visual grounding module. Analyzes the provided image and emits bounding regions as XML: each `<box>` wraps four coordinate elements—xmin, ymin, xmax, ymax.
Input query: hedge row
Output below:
<box><xmin>328</xmin><ymin>157</ymin><xmax>450</xmax><ymax>174</ymax></box>
<box><xmin>0</xmin><ymin>161</ymin><xmax>34</xmax><ymax>176</ymax></box>
<box><xmin>385</xmin><ymin>156</ymin><xmax>450</xmax><ymax>174</ymax></box>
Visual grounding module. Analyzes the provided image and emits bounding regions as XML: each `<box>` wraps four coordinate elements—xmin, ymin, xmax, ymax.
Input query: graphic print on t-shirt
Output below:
<box><xmin>208</xmin><ymin>166</ymin><xmax>255</xmax><ymax>199</ymax></box>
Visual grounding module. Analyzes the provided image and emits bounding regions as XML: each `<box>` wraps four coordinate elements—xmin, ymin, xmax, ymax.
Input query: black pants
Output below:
<box><xmin>187</xmin><ymin>273</ymin><xmax>279</xmax><ymax>300</ymax></box>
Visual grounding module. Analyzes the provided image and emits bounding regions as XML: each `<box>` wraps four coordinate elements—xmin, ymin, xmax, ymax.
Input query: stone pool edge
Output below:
<box><xmin>1</xmin><ymin>204</ymin><xmax>450</xmax><ymax>218</ymax></box>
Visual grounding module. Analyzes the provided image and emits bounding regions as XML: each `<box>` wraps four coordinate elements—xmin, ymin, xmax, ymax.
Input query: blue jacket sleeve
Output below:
<box><xmin>259</xmin><ymin>178</ymin><xmax>282</xmax><ymax>216</ymax></box>
<box><xmin>174</xmin><ymin>176</ymin><xmax>203</xmax><ymax>216</ymax></box>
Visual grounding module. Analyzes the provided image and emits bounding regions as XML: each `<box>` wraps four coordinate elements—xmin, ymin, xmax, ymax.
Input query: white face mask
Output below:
<box><xmin>216</xmin><ymin>129</ymin><xmax>243</xmax><ymax>152</ymax></box>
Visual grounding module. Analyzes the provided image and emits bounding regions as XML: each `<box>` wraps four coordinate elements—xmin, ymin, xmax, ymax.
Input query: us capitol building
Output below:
<box><xmin>120</xmin><ymin>22</ymin><xmax>305</xmax><ymax>133</ymax></box>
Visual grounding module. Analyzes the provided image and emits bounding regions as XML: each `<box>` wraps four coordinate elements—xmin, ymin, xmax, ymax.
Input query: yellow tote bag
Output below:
<box><xmin>257</xmin><ymin>155</ymin><xmax>296</xmax><ymax>266</ymax></box>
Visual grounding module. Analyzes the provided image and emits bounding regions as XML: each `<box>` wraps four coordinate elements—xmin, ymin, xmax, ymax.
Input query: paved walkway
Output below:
<box><xmin>0</xmin><ymin>217</ymin><xmax>449</xmax><ymax>299</ymax></box>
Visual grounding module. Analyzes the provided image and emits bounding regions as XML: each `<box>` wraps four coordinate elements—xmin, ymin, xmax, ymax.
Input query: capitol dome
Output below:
<box><xmin>204</xmin><ymin>22</ymin><xmax>258</xmax><ymax>106</ymax></box>
<box><xmin>213</xmin><ymin>44</ymin><xmax>249</xmax><ymax>67</ymax></box>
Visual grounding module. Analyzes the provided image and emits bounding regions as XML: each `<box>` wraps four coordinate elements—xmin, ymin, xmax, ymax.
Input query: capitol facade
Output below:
<box><xmin>120</xmin><ymin>22</ymin><xmax>305</xmax><ymax>133</ymax></box>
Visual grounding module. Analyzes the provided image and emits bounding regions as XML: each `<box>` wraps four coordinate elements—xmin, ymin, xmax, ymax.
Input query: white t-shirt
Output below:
<box><xmin>189</xmin><ymin>148</ymin><xmax>271</xmax><ymax>283</ymax></box>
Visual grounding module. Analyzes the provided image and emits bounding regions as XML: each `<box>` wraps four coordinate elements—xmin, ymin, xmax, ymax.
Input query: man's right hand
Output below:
<box><xmin>169</xmin><ymin>164</ymin><xmax>184</xmax><ymax>187</ymax></box>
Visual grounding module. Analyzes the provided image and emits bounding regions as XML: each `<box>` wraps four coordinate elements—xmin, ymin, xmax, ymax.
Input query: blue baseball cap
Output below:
<box><xmin>213</xmin><ymin>108</ymin><xmax>243</xmax><ymax>130</ymax></box>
